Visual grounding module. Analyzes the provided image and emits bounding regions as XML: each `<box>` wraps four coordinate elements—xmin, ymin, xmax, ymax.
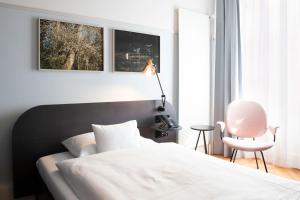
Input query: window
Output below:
<box><xmin>240</xmin><ymin>0</ymin><xmax>300</xmax><ymax>168</ymax></box>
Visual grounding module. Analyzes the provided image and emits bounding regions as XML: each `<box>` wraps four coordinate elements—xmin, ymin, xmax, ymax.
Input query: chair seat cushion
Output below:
<box><xmin>222</xmin><ymin>137</ymin><xmax>274</xmax><ymax>151</ymax></box>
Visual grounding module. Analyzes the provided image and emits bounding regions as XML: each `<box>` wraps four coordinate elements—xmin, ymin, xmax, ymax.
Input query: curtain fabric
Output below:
<box><xmin>239</xmin><ymin>0</ymin><xmax>300</xmax><ymax>169</ymax></box>
<box><xmin>213</xmin><ymin>0</ymin><xmax>242</xmax><ymax>156</ymax></box>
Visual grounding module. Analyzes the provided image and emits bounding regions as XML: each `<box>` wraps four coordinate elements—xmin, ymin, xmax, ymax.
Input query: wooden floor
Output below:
<box><xmin>214</xmin><ymin>155</ymin><xmax>300</xmax><ymax>181</ymax></box>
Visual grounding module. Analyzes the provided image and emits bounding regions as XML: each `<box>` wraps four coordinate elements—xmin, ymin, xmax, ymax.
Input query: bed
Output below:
<box><xmin>36</xmin><ymin>152</ymin><xmax>78</xmax><ymax>200</ymax></box>
<box><xmin>12</xmin><ymin>100</ymin><xmax>178</xmax><ymax>198</ymax></box>
<box><xmin>36</xmin><ymin>136</ymin><xmax>157</xmax><ymax>200</ymax></box>
<box><xmin>38</xmin><ymin>142</ymin><xmax>300</xmax><ymax>200</ymax></box>
<box><xmin>13</xmin><ymin>100</ymin><xmax>300</xmax><ymax>199</ymax></box>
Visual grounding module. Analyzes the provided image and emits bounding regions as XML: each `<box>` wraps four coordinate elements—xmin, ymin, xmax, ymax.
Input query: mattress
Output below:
<box><xmin>36</xmin><ymin>152</ymin><xmax>79</xmax><ymax>200</ymax></box>
<box><xmin>36</xmin><ymin>136</ymin><xmax>157</xmax><ymax>200</ymax></box>
<box><xmin>57</xmin><ymin>143</ymin><xmax>300</xmax><ymax>200</ymax></box>
<box><xmin>38</xmin><ymin>141</ymin><xmax>300</xmax><ymax>200</ymax></box>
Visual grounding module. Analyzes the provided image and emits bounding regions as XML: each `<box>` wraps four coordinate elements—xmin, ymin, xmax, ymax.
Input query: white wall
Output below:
<box><xmin>0</xmin><ymin>0</ymin><xmax>214</xmax><ymax>199</ymax></box>
<box><xmin>0</xmin><ymin>0</ymin><xmax>214</xmax><ymax>33</ymax></box>
<box><xmin>178</xmin><ymin>9</ymin><xmax>211</xmax><ymax>149</ymax></box>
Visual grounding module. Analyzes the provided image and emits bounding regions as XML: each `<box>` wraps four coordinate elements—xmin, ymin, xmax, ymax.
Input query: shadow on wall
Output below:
<box><xmin>0</xmin><ymin>109</ymin><xmax>25</xmax><ymax>200</ymax></box>
<box><xmin>31</xmin><ymin>18</ymin><xmax>38</xmax><ymax>71</ymax></box>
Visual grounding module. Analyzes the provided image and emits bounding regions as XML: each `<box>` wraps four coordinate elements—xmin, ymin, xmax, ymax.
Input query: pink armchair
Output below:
<box><xmin>217</xmin><ymin>100</ymin><xmax>279</xmax><ymax>173</ymax></box>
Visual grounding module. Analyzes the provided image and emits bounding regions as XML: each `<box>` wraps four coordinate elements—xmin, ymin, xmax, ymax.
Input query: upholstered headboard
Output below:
<box><xmin>12</xmin><ymin>100</ymin><xmax>178</xmax><ymax>198</ymax></box>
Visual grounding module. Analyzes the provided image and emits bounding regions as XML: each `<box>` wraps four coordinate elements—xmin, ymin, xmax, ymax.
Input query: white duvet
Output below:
<box><xmin>57</xmin><ymin>143</ymin><xmax>300</xmax><ymax>200</ymax></box>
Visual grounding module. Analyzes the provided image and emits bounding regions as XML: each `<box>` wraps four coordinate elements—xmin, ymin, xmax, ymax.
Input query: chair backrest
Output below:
<box><xmin>225</xmin><ymin>100</ymin><xmax>267</xmax><ymax>138</ymax></box>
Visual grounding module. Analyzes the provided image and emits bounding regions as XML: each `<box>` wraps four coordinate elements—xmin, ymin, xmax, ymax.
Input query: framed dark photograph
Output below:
<box><xmin>113</xmin><ymin>29</ymin><xmax>160</xmax><ymax>72</ymax></box>
<box><xmin>39</xmin><ymin>19</ymin><xmax>104</xmax><ymax>71</ymax></box>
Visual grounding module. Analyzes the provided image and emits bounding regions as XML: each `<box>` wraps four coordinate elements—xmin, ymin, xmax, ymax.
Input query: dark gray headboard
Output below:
<box><xmin>12</xmin><ymin>100</ymin><xmax>178</xmax><ymax>198</ymax></box>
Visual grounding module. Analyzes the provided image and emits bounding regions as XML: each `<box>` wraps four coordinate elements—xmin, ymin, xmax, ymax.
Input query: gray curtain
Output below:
<box><xmin>213</xmin><ymin>0</ymin><xmax>242</xmax><ymax>156</ymax></box>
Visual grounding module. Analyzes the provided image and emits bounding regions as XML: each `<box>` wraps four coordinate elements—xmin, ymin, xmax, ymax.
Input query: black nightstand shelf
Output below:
<box><xmin>151</xmin><ymin>125</ymin><xmax>182</xmax><ymax>138</ymax></box>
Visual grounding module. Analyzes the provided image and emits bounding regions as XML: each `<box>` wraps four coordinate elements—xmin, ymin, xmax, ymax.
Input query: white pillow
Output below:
<box><xmin>92</xmin><ymin>120</ymin><xmax>140</xmax><ymax>153</ymax></box>
<box><xmin>62</xmin><ymin>132</ymin><xmax>97</xmax><ymax>157</ymax></box>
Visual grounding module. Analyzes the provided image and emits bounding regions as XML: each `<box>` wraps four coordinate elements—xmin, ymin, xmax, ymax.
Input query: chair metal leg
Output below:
<box><xmin>233</xmin><ymin>150</ymin><xmax>238</xmax><ymax>163</ymax></box>
<box><xmin>260</xmin><ymin>151</ymin><xmax>268</xmax><ymax>173</ymax></box>
<box><xmin>230</xmin><ymin>149</ymin><xmax>236</xmax><ymax>162</ymax></box>
<box><xmin>195</xmin><ymin>132</ymin><xmax>201</xmax><ymax>150</ymax></box>
<box><xmin>254</xmin><ymin>152</ymin><xmax>259</xmax><ymax>169</ymax></box>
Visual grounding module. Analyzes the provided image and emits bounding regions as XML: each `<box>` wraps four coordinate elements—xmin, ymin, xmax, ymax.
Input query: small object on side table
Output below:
<box><xmin>151</xmin><ymin>125</ymin><xmax>182</xmax><ymax>138</ymax></box>
<box><xmin>152</xmin><ymin>115</ymin><xmax>182</xmax><ymax>138</ymax></box>
<box><xmin>190</xmin><ymin>125</ymin><xmax>215</xmax><ymax>154</ymax></box>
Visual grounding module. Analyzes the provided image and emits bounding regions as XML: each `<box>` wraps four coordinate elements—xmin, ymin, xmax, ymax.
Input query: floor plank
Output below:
<box><xmin>213</xmin><ymin>155</ymin><xmax>300</xmax><ymax>181</ymax></box>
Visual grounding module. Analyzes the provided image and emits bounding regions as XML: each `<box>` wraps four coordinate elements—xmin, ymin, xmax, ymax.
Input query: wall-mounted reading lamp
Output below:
<box><xmin>143</xmin><ymin>58</ymin><xmax>165</xmax><ymax>112</ymax></box>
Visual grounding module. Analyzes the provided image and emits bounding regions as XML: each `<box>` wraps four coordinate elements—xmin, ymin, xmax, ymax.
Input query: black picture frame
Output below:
<box><xmin>113</xmin><ymin>29</ymin><xmax>160</xmax><ymax>72</ymax></box>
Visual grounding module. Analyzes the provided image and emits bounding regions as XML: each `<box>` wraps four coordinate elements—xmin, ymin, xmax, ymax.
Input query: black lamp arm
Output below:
<box><xmin>154</xmin><ymin>67</ymin><xmax>166</xmax><ymax>111</ymax></box>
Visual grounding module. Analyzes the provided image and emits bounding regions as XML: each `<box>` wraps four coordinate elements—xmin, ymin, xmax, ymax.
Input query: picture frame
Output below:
<box><xmin>38</xmin><ymin>18</ymin><xmax>104</xmax><ymax>71</ymax></box>
<box><xmin>113</xmin><ymin>29</ymin><xmax>160</xmax><ymax>72</ymax></box>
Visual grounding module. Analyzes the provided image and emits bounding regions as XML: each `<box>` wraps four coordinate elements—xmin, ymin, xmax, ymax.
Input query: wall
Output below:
<box><xmin>178</xmin><ymin>10</ymin><xmax>211</xmax><ymax>149</ymax></box>
<box><xmin>0</xmin><ymin>0</ymin><xmax>214</xmax><ymax>199</ymax></box>
<box><xmin>0</xmin><ymin>0</ymin><xmax>214</xmax><ymax>33</ymax></box>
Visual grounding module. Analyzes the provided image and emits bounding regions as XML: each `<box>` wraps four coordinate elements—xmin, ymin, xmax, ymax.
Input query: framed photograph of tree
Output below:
<box><xmin>39</xmin><ymin>19</ymin><xmax>104</xmax><ymax>71</ymax></box>
<box><xmin>113</xmin><ymin>29</ymin><xmax>160</xmax><ymax>72</ymax></box>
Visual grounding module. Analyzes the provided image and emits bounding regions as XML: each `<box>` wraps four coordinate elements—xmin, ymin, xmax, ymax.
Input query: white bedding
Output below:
<box><xmin>57</xmin><ymin>143</ymin><xmax>300</xmax><ymax>200</ymax></box>
<box><xmin>36</xmin><ymin>152</ymin><xmax>79</xmax><ymax>200</ymax></box>
<box><xmin>37</xmin><ymin>136</ymin><xmax>157</xmax><ymax>200</ymax></box>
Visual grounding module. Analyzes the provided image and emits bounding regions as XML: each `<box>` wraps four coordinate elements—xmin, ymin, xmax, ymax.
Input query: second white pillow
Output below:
<box><xmin>62</xmin><ymin>132</ymin><xmax>97</xmax><ymax>157</ymax></box>
<box><xmin>92</xmin><ymin>120</ymin><xmax>140</xmax><ymax>153</ymax></box>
